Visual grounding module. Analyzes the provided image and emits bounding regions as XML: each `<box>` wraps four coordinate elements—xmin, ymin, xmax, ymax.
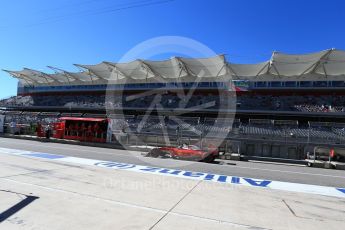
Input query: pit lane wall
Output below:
<box><xmin>112</xmin><ymin>133</ymin><xmax>304</xmax><ymax>160</ymax></box>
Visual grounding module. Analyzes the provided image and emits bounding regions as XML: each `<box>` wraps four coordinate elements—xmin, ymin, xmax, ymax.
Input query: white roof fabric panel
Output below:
<box><xmin>83</xmin><ymin>55</ymin><xmax>227</xmax><ymax>82</ymax></box>
<box><xmin>144</xmin><ymin>59</ymin><xmax>184</xmax><ymax>79</ymax></box>
<box><xmin>24</xmin><ymin>68</ymin><xmax>58</xmax><ymax>83</ymax></box>
<box><xmin>179</xmin><ymin>56</ymin><xmax>227</xmax><ymax>78</ymax></box>
<box><xmin>67</xmin><ymin>71</ymin><xmax>99</xmax><ymax>82</ymax></box>
<box><xmin>4</xmin><ymin>49</ymin><xmax>345</xmax><ymax>85</ymax></box>
<box><xmin>269</xmin><ymin>50</ymin><xmax>329</xmax><ymax>76</ymax></box>
<box><xmin>254</xmin><ymin>49</ymin><xmax>345</xmax><ymax>78</ymax></box>
<box><xmin>76</xmin><ymin>63</ymin><xmax>112</xmax><ymax>80</ymax></box>
<box><xmin>271</xmin><ymin>50</ymin><xmax>329</xmax><ymax>63</ymax></box>
<box><xmin>3</xmin><ymin>70</ymin><xmax>36</xmax><ymax>84</ymax></box>
<box><xmin>229</xmin><ymin>61</ymin><xmax>269</xmax><ymax>77</ymax></box>
<box><xmin>326</xmin><ymin>50</ymin><xmax>345</xmax><ymax>61</ymax></box>
<box><xmin>319</xmin><ymin>63</ymin><xmax>345</xmax><ymax>76</ymax></box>
<box><xmin>8</xmin><ymin>69</ymin><xmax>52</xmax><ymax>84</ymax></box>
<box><xmin>270</xmin><ymin>62</ymin><xmax>313</xmax><ymax>76</ymax></box>
<box><xmin>117</xmin><ymin>60</ymin><xmax>154</xmax><ymax>80</ymax></box>
<box><xmin>49</xmin><ymin>73</ymin><xmax>76</xmax><ymax>83</ymax></box>
<box><xmin>313</xmin><ymin>50</ymin><xmax>345</xmax><ymax>76</ymax></box>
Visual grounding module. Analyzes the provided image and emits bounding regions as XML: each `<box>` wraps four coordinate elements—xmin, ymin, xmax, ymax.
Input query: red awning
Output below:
<box><xmin>59</xmin><ymin>117</ymin><xmax>107</xmax><ymax>122</ymax></box>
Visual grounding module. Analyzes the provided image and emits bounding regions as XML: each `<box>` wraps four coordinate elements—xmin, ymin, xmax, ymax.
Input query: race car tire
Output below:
<box><xmin>148</xmin><ymin>148</ymin><xmax>162</xmax><ymax>158</ymax></box>
<box><xmin>202</xmin><ymin>153</ymin><xmax>216</xmax><ymax>163</ymax></box>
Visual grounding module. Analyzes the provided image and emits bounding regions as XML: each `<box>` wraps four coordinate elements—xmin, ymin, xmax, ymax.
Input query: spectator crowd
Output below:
<box><xmin>1</xmin><ymin>93</ymin><xmax>345</xmax><ymax>113</ymax></box>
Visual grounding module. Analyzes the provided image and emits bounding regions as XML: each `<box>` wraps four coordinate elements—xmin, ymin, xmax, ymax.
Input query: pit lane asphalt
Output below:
<box><xmin>1</xmin><ymin>137</ymin><xmax>345</xmax><ymax>188</ymax></box>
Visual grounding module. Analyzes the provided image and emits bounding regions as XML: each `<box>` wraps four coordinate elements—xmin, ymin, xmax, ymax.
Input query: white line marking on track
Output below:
<box><xmin>1</xmin><ymin>138</ymin><xmax>345</xmax><ymax>180</ymax></box>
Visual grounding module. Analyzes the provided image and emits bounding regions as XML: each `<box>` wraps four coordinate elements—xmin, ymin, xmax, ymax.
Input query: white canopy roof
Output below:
<box><xmin>230</xmin><ymin>49</ymin><xmax>345</xmax><ymax>80</ymax></box>
<box><xmin>3</xmin><ymin>49</ymin><xmax>345</xmax><ymax>86</ymax></box>
<box><xmin>75</xmin><ymin>55</ymin><xmax>227</xmax><ymax>83</ymax></box>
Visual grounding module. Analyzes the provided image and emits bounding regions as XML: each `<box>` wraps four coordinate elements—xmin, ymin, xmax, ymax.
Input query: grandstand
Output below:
<box><xmin>1</xmin><ymin>49</ymin><xmax>345</xmax><ymax>114</ymax></box>
<box><xmin>2</xmin><ymin>49</ymin><xmax>345</xmax><ymax>161</ymax></box>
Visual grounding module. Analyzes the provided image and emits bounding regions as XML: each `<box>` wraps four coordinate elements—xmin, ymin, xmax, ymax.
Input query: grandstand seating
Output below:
<box><xmin>1</xmin><ymin>94</ymin><xmax>345</xmax><ymax>113</ymax></box>
<box><xmin>0</xmin><ymin>96</ymin><xmax>34</xmax><ymax>107</ymax></box>
<box><xmin>238</xmin><ymin>95</ymin><xmax>345</xmax><ymax>113</ymax></box>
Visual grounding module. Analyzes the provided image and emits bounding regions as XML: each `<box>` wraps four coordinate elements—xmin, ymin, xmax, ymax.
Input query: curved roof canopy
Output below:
<box><xmin>75</xmin><ymin>55</ymin><xmax>227</xmax><ymax>82</ymax></box>
<box><xmin>230</xmin><ymin>49</ymin><xmax>345</xmax><ymax>80</ymax></box>
<box><xmin>3</xmin><ymin>49</ymin><xmax>345</xmax><ymax>86</ymax></box>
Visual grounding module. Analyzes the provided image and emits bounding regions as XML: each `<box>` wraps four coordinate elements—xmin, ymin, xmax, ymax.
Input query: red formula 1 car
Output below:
<box><xmin>146</xmin><ymin>144</ymin><xmax>219</xmax><ymax>163</ymax></box>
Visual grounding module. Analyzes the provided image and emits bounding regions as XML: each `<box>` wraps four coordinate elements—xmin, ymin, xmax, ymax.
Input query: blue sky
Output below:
<box><xmin>0</xmin><ymin>0</ymin><xmax>344</xmax><ymax>99</ymax></box>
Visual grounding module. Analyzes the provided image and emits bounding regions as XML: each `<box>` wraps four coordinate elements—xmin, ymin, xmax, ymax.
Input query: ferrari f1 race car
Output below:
<box><xmin>146</xmin><ymin>144</ymin><xmax>219</xmax><ymax>163</ymax></box>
